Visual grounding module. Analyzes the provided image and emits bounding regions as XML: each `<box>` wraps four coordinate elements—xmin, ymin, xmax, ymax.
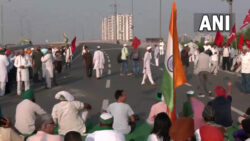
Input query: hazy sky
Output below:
<box><xmin>3</xmin><ymin>0</ymin><xmax>250</xmax><ymax>44</ymax></box>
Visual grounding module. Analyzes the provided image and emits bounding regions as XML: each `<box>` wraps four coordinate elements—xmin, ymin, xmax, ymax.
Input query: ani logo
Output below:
<box><xmin>167</xmin><ymin>55</ymin><xmax>173</xmax><ymax>72</ymax></box>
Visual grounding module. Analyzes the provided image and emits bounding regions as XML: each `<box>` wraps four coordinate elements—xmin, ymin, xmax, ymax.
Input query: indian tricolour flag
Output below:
<box><xmin>63</xmin><ymin>33</ymin><xmax>69</xmax><ymax>44</ymax></box>
<box><xmin>161</xmin><ymin>1</ymin><xmax>186</xmax><ymax>123</ymax></box>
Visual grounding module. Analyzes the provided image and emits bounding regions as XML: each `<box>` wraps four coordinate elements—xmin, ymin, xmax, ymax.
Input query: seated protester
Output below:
<box><xmin>147</xmin><ymin>93</ymin><xmax>168</xmax><ymax>126</ymax></box>
<box><xmin>0</xmin><ymin>117</ymin><xmax>25</xmax><ymax>141</ymax></box>
<box><xmin>15</xmin><ymin>89</ymin><xmax>47</xmax><ymax>135</ymax></box>
<box><xmin>183</xmin><ymin>90</ymin><xmax>205</xmax><ymax>130</ymax></box>
<box><xmin>242</xmin><ymin>118</ymin><xmax>250</xmax><ymax>141</ymax></box>
<box><xmin>200</xmin><ymin>105</ymin><xmax>227</xmax><ymax>139</ymax></box>
<box><xmin>238</xmin><ymin>107</ymin><xmax>250</xmax><ymax>129</ymax></box>
<box><xmin>52</xmin><ymin>91</ymin><xmax>91</xmax><ymax>135</ymax></box>
<box><xmin>147</xmin><ymin>112</ymin><xmax>171</xmax><ymax>141</ymax></box>
<box><xmin>85</xmin><ymin>113</ymin><xmax>125</xmax><ymax>141</ymax></box>
<box><xmin>207</xmin><ymin>82</ymin><xmax>233</xmax><ymax>127</ymax></box>
<box><xmin>64</xmin><ymin>131</ymin><xmax>82</xmax><ymax>141</ymax></box>
<box><xmin>196</xmin><ymin>125</ymin><xmax>224</xmax><ymax>141</ymax></box>
<box><xmin>27</xmin><ymin>114</ymin><xmax>63</xmax><ymax>141</ymax></box>
<box><xmin>169</xmin><ymin>117</ymin><xmax>195</xmax><ymax>141</ymax></box>
<box><xmin>233</xmin><ymin>108</ymin><xmax>250</xmax><ymax>141</ymax></box>
<box><xmin>107</xmin><ymin>90</ymin><xmax>135</xmax><ymax>134</ymax></box>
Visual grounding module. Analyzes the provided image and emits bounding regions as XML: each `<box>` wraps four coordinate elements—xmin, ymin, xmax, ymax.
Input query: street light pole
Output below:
<box><xmin>114</xmin><ymin>0</ymin><xmax>118</xmax><ymax>44</ymax></box>
<box><xmin>0</xmin><ymin>0</ymin><xmax>4</xmax><ymax>44</ymax></box>
<box><xmin>131</xmin><ymin>0</ymin><xmax>134</xmax><ymax>38</ymax></box>
<box><xmin>159</xmin><ymin>0</ymin><xmax>162</xmax><ymax>40</ymax></box>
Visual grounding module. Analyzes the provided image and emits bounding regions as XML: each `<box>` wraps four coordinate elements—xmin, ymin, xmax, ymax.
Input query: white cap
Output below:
<box><xmin>184</xmin><ymin>44</ymin><xmax>188</xmax><ymax>47</ymax></box>
<box><xmin>31</xmin><ymin>48</ymin><xmax>34</xmax><ymax>51</ymax></box>
<box><xmin>186</xmin><ymin>90</ymin><xmax>195</xmax><ymax>95</ymax></box>
<box><xmin>205</xmin><ymin>40</ymin><xmax>209</xmax><ymax>44</ymax></box>
<box><xmin>123</xmin><ymin>44</ymin><xmax>127</xmax><ymax>47</ymax></box>
<box><xmin>146</xmin><ymin>46</ymin><xmax>152</xmax><ymax>50</ymax></box>
<box><xmin>100</xmin><ymin>113</ymin><xmax>113</xmax><ymax>120</ymax></box>
<box><xmin>243</xmin><ymin>45</ymin><xmax>248</xmax><ymax>50</ymax></box>
<box><xmin>97</xmin><ymin>46</ymin><xmax>101</xmax><ymax>49</ymax></box>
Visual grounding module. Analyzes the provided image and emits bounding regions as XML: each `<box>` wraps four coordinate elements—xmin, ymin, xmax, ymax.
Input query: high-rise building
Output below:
<box><xmin>102</xmin><ymin>14</ymin><xmax>133</xmax><ymax>41</ymax></box>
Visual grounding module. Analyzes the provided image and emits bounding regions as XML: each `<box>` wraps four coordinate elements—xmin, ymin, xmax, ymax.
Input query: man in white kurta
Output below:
<box><xmin>203</xmin><ymin>40</ymin><xmax>212</xmax><ymax>51</ymax></box>
<box><xmin>15</xmin><ymin>89</ymin><xmax>47</xmax><ymax>135</ymax></box>
<box><xmin>93</xmin><ymin>46</ymin><xmax>105</xmax><ymax>79</ymax></box>
<box><xmin>141</xmin><ymin>46</ymin><xmax>156</xmax><ymax>85</ymax></box>
<box><xmin>41</xmin><ymin>50</ymin><xmax>54</xmax><ymax>88</ymax></box>
<box><xmin>65</xmin><ymin>45</ymin><xmax>72</xmax><ymax>69</ymax></box>
<box><xmin>52</xmin><ymin>91</ymin><xmax>92</xmax><ymax>135</ymax></box>
<box><xmin>14</xmin><ymin>50</ymin><xmax>31</xmax><ymax>95</ymax></box>
<box><xmin>159</xmin><ymin>41</ymin><xmax>165</xmax><ymax>55</ymax></box>
<box><xmin>0</xmin><ymin>49</ymin><xmax>9</xmax><ymax>96</ymax></box>
<box><xmin>154</xmin><ymin>45</ymin><xmax>160</xmax><ymax>67</ymax></box>
<box><xmin>210</xmin><ymin>45</ymin><xmax>219</xmax><ymax>75</ymax></box>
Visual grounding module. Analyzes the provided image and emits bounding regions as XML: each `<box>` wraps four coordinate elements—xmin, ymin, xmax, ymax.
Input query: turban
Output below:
<box><xmin>186</xmin><ymin>90</ymin><xmax>195</xmax><ymax>97</ymax></box>
<box><xmin>96</xmin><ymin>46</ymin><xmax>101</xmax><ymax>49</ymax></box>
<box><xmin>200</xmin><ymin>125</ymin><xmax>223</xmax><ymax>141</ymax></box>
<box><xmin>27</xmin><ymin>49</ymin><xmax>32</xmax><ymax>54</ymax></box>
<box><xmin>215</xmin><ymin>86</ymin><xmax>226</xmax><ymax>98</ymax></box>
<box><xmin>146</xmin><ymin>46</ymin><xmax>152</xmax><ymax>50</ymax></box>
<box><xmin>55</xmin><ymin>91</ymin><xmax>74</xmax><ymax>102</ymax></box>
<box><xmin>5</xmin><ymin>49</ymin><xmax>11</xmax><ymax>55</ymax></box>
<box><xmin>155</xmin><ymin>92</ymin><xmax>162</xmax><ymax>102</ymax></box>
<box><xmin>169</xmin><ymin>117</ymin><xmax>194</xmax><ymax>141</ymax></box>
<box><xmin>22</xmin><ymin>89</ymin><xmax>34</xmax><ymax>99</ymax></box>
<box><xmin>41</xmin><ymin>48</ymin><xmax>48</xmax><ymax>54</ymax></box>
<box><xmin>100</xmin><ymin>113</ymin><xmax>113</xmax><ymax>125</ymax></box>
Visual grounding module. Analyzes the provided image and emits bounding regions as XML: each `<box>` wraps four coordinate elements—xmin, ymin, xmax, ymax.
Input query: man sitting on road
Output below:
<box><xmin>207</xmin><ymin>82</ymin><xmax>233</xmax><ymax>128</ymax></box>
<box><xmin>52</xmin><ymin>91</ymin><xmax>91</xmax><ymax>135</ymax></box>
<box><xmin>27</xmin><ymin>114</ymin><xmax>63</xmax><ymax>141</ymax></box>
<box><xmin>15</xmin><ymin>89</ymin><xmax>47</xmax><ymax>135</ymax></box>
<box><xmin>85</xmin><ymin>113</ymin><xmax>125</xmax><ymax>141</ymax></box>
<box><xmin>147</xmin><ymin>92</ymin><xmax>168</xmax><ymax>126</ymax></box>
<box><xmin>107</xmin><ymin>90</ymin><xmax>136</xmax><ymax>134</ymax></box>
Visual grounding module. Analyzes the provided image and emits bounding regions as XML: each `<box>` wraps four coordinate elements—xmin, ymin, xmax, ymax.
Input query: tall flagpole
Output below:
<box><xmin>114</xmin><ymin>0</ymin><xmax>118</xmax><ymax>44</ymax></box>
<box><xmin>159</xmin><ymin>0</ymin><xmax>162</xmax><ymax>40</ymax></box>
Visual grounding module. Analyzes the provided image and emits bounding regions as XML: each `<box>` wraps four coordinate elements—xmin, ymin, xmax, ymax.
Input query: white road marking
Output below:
<box><xmin>108</xmin><ymin>69</ymin><xmax>111</xmax><ymax>75</ymax></box>
<box><xmin>108</xmin><ymin>64</ymin><xmax>111</xmax><ymax>68</ymax></box>
<box><xmin>184</xmin><ymin>83</ymin><xmax>192</xmax><ymax>87</ymax></box>
<box><xmin>106</xmin><ymin>79</ymin><xmax>111</xmax><ymax>88</ymax></box>
<box><xmin>108</xmin><ymin>59</ymin><xmax>110</xmax><ymax>63</ymax></box>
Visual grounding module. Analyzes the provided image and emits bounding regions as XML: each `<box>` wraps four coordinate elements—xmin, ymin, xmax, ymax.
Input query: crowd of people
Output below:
<box><xmin>0</xmin><ymin>40</ymin><xmax>250</xmax><ymax>141</ymax></box>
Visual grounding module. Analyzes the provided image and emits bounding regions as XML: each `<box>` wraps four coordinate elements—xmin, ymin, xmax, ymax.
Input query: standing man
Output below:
<box><xmin>31</xmin><ymin>47</ymin><xmax>43</xmax><ymax>82</ymax></box>
<box><xmin>154</xmin><ymin>45</ymin><xmax>160</xmax><ymax>67</ymax></box>
<box><xmin>41</xmin><ymin>48</ymin><xmax>54</xmax><ymax>89</ymax></box>
<box><xmin>65</xmin><ymin>44</ymin><xmax>72</xmax><ymax>69</ymax></box>
<box><xmin>130</xmin><ymin>48</ymin><xmax>140</xmax><ymax>77</ymax></box>
<box><xmin>195</xmin><ymin>48</ymin><xmax>212</xmax><ymax>97</ymax></box>
<box><xmin>93</xmin><ymin>46</ymin><xmax>105</xmax><ymax>79</ymax></box>
<box><xmin>159</xmin><ymin>40</ymin><xmax>165</xmax><ymax>55</ymax></box>
<box><xmin>203</xmin><ymin>40</ymin><xmax>212</xmax><ymax>51</ymax></box>
<box><xmin>14</xmin><ymin>49</ymin><xmax>31</xmax><ymax>96</ymax></box>
<box><xmin>181</xmin><ymin>45</ymin><xmax>190</xmax><ymax>75</ymax></box>
<box><xmin>83</xmin><ymin>46</ymin><xmax>93</xmax><ymax>78</ymax></box>
<box><xmin>0</xmin><ymin>47</ymin><xmax>9</xmax><ymax>96</ymax></box>
<box><xmin>229</xmin><ymin>44</ymin><xmax>235</xmax><ymax>70</ymax></box>
<box><xmin>210</xmin><ymin>45</ymin><xmax>219</xmax><ymax>75</ymax></box>
<box><xmin>120</xmin><ymin>44</ymin><xmax>132</xmax><ymax>76</ymax></box>
<box><xmin>54</xmin><ymin>48</ymin><xmax>64</xmax><ymax>74</ymax></box>
<box><xmin>240</xmin><ymin>46</ymin><xmax>250</xmax><ymax>95</ymax></box>
<box><xmin>141</xmin><ymin>46</ymin><xmax>156</xmax><ymax>86</ymax></box>
<box><xmin>222</xmin><ymin>45</ymin><xmax>231</xmax><ymax>71</ymax></box>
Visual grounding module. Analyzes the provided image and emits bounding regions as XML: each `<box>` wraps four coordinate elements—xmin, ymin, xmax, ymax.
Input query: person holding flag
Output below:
<box><xmin>161</xmin><ymin>1</ymin><xmax>187</xmax><ymax>123</ymax></box>
<box><xmin>131</xmin><ymin>36</ymin><xmax>141</xmax><ymax>76</ymax></box>
<box><xmin>65</xmin><ymin>44</ymin><xmax>72</xmax><ymax>69</ymax></box>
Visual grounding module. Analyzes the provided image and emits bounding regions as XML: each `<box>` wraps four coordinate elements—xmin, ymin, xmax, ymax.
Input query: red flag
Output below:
<box><xmin>238</xmin><ymin>33</ymin><xmax>244</xmax><ymax>50</ymax></box>
<box><xmin>240</xmin><ymin>10</ymin><xmax>250</xmax><ymax>30</ymax></box>
<box><xmin>246</xmin><ymin>39</ymin><xmax>250</xmax><ymax>49</ymax></box>
<box><xmin>132</xmin><ymin>36</ymin><xmax>141</xmax><ymax>51</ymax></box>
<box><xmin>71</xmin><ymin>37</ymin><xmax>77</xmax><ymax>53</ymax></box>
<box><xmin>214</xmin><ymin>30</ymin><xmax>224</xmax><ymax>47</ymax></box>
<box><xmin>226</xmin><ymin>24</ymin><xmax>236</xmax><ymax>45</ymax></box>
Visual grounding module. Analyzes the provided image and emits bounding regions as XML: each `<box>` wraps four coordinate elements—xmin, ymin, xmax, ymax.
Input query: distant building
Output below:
<box><xmin>180</xmin><ymin>34</ymin><xmax>192</xmax><ymax>43</ymax></box>
<box><xmin>102</xmin><ymin>14</ymin><xmax>133</xmax><ymax>41</ymax></box>
<box><xmin>145</xmin><ymin>38</ymin><xmax>163</xmax><ymax>43</ymax></box>
<box><xmin>193</xmin><ymin>33</ymin><xmax>215</xmax><ymax>43</ymax></box>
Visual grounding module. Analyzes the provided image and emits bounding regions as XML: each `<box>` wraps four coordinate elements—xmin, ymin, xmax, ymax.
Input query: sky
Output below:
<box><xmin>2</xmin><ymin>0</ymin><xmax>250</xmax><ymax>44</ymax></box>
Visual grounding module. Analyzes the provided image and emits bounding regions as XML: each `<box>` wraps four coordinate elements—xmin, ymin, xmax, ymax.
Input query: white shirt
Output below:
<box><xmin>147</xmin><ymin>134</ymin><xmax>163</xmax><ymax>141</ymax></box>
<box><xmin>240</xmin><ymin>53</ymin><xmax>250</xmax><ymax>73</ymax></box>
<box><xmin>15</xmin><ymin>99</ymin><xmax>47</xmax><ymax>134</ymax></box>
<box><xmin>223</xmin><ymin>47</ymin><xmax>230</xmax><ymax>57</ymax></box>
<box><xmin>85</xmin><ymin>130</ymin><xmax>125</xmax><ymax>141</ymax></box>
<box><xmin>41</xmin><ymin>53</ymin><xmax>54</xmax><ymax>78</ymax></box>
<box><xmin>143</xmin><ymin>51</ymin><xmax>152</xmax><ymax>74</ymax></box>
<box><xmin>0</xmin><ymin>54</ymin><xmax>9</xmax><ymax>82</ymax></box>
<box><xmin>52</xmin><ymin>101</ymin><xmax>86</xmax><ymax>135</ymax></box>
<box><xmin>203</xmin><ymin>45</ymin><xmax>211</xmax><ymax>51</ymax></box>
<box><xmin>211</xmin><ymin>47</ymin><xmax>219</xmax><ymax>61</ymax></box>
<box><xmin>107</xmin><ymin>102</ymin><xmax>134</xmax><ymax>134</ymax></box>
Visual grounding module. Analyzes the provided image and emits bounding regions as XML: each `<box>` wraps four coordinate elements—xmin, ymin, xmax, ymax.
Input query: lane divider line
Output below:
<box><xmin>106</xmin><ymin>79</ymin><xmax>111</xmax><ymax>88</ymax></box>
